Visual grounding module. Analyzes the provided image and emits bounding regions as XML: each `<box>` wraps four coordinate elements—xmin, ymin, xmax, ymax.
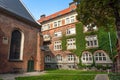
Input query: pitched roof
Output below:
<box><xmin>38</xmin><ymin>3</ymin><xmax>76</xmax><ymax>23</ymax></box>
<box><xmin>0</xmin><ymin>0</ymin><xmax>40</xmax><ymax>27</ymax></box>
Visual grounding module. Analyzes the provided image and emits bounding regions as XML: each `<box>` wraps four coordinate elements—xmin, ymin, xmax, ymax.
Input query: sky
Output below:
<box><xmin>22</xmin><ymin>0</ymin><xmax>73</xmax><ymax>20</ymax></box>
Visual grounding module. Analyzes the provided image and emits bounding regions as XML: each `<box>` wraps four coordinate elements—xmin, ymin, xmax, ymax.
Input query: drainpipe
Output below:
<box><xmin>108</xmin><ymin>32</ymin><xmax>113</xmax><ymax>58</ymax></box>
<box><xmin>108</xmin><ymin>32</ymin><xmax>114</xmax><ymax>72</ymax></box>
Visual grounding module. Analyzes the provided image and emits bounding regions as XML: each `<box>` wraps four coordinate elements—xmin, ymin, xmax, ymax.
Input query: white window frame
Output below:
<box><xmin>66</xmin><ymin>28</ymin><xmax>76</xmax><ymax>35</ymax></box>
<box><xmin>67</xmin><ymin>54</ymin><xmax>75</xmax><ymax>61</ymax></box>
<box><xmin>42</xmin><ymin>24</ymin><xmax>50</xmax><ymax>31</ymax></box>
<box><xmin>67</xmin><ymin>38</ymin><xmax>76</xmax><ymax>50</ymax></box>
<box><xmin>85</xmin><ymin>35</ymin><xmax>98</xmax><ymax>48</ymax></box>
<box><xmin>54</xmin><ymin>22</ymin><xmax>57</xmax><ymax>28</ymax></box>
<box><xmin>81</xmin><ymin>52</ymin><xmax>93</xmax><ymax>64</ymax></box>
<box><xmin>58</xmin><ymin>20</ymin><xmax>62</xmax><ymax>27</ymax></box>
<box><xmin>54</xmin><ymin>31</ymin><xmax>62</xmax><ymax>37</ymax></box>
<box><xmin>70</xmin><ymin>16</ymin><xmax>75</xmax><ymax>23</ymax></box>
<box><xmin>54</xmin><ymin>41</ymin><xmax>62</xmax><ymax>50</ymax></box>
<box><xmin>65</xmin><ymin>17</ymin><xmax>70</xmax><ymax>24</ymax></box>
<box><xmin>94</xmin><ymin>52</ymin><xmax>107</xmax><ymax>62</ymax></box>
<box><xmin>56</xmin><ymin>54</ymin><xmax>62</xmax><ymax>62</ymax></box>
<box><xmin>43</xmin><ymin>34</ymin><xmax>51</xmax><ymax>41</ymax></box>
<box><xmin>45</xmin><ymin>55</ymin><xmax>51</xmax><ymax>62</ymax></box>
<box><xmin>84</xmin><ymin>23</ymin><xmax>97</xmax><ymax>32</ymax></box>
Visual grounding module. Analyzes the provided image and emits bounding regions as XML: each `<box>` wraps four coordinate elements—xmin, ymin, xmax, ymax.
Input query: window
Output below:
<box><xmin>66</xmin><ymin>18</ymin><xmax>70</xmax><ymax>24</ymax></box>
<box><xmin>66</xmin><ymin>28</ymin><xmax>76</xmax><ymax>35</ymax></box>
<box><xmin>9</xmin><ymin>30</ymin><xmax>24</xmax><ymax>60</ymax></box>
<box><xmin>54</xmin><ymin>41</ymin><xmax>62</xmax><ymax>50</ymax></box>
<box><xmin>65</xmin><ymin>16</ymin><xmax>76</xmax><ymax>24</ymax></box>
<box><xmin>54</xmin><ymin>31</ymin><xmax>62</xmax><ymax>37</ymax></box>
<box><xmin>84</xmin><ymin>23</ymin><xmax>97</xmax><ymax>32</ymax></box>
<box><xmin>56</xmin><ymin>54</ymin><xmax>62</xmax><ymax>61</ymax></box>
<box><xmin>43</xmin><ymin>44</ymin><xmax>50</xmax><ymax>51</ymax></box>
<box><xmin>85</xmin><ymin>35</ymin><xmax>98</xmax><ymax>48</ymax></box>
<box><xmin>67</xmin><ymin>54</ymin><xmax>75</xmax><ymax>61</ymax></box>
<box><xmin>58</xmin><ymin>20</ymin><xmax>61</xmax><ymax>27</ymax></box>
<box><xmin>67</xmin><ymin>38</ymin><xmax>76</xmax><ymax>49</ymax></box>
<box><xmin>43</xmin><ymin>34</ymin><xmax>51</xmax><ymax>41</ymax></box>
<box><xmin>68</xmin><ymin>65</ymin><xmax>75</xmax><ymax>69</ymax></box>
<box><xmin>42</xmin><ymin>24</ymin><xmax>50</xmax><ymax>31</ymax></box>
<box><xmin>56</xmin><ymin>65</ymin><xmax>62</xmax><ymax>69</ymax></box>
<box><xmin>45</xmin><ymin>55</ymin><xmax>51</xmax><ymax>62</ymax></box>
<box><xmin>94</xmin><ymin>52</ymin><xmax>107</xmax><ymax>61</ymax></box>
<box><xmin>54</xmin><ymin>22</ymin><xmax>57</xmax><ymax>28</ymax></box>
<box><xmin>81</xmin><ymin>52</ymin><xmax>93</xmax><ymax>62</ymax></box>
<box><xmin>70</xmin><ymin>16</ymin><xmax>75</xmax><ymax>23</ymax></box>
<box><xmin>45</xmin><ymin>65</ymin><xmax>51</xmax><ymax>68</ymax></box>
<box><xmin>47</xmin><ymin>24</ymin><xmax>50</xmax><ymax>29</ymax></box>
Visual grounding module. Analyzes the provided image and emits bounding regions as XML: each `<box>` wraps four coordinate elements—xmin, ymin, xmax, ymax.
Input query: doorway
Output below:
<box><xmin>27</xmin><ymin>60</ymin><xmax>34</xmax><ymax>72</ymax></box>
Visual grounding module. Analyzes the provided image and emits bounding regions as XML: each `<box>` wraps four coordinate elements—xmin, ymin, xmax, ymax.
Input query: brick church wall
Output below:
<box><xmin>0</xmin><ymin>12</ymin><xmax>44</xmax><ymax>73</ymax></box>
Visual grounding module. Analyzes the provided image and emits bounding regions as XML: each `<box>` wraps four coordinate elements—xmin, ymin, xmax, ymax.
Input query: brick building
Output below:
<box><xmin>0</xmin><ymin>0</ymin><xmax>44</xmax><ymax>73</ymax></box>
<box><xmin>38</xmin><ymin>2</ymin><xmax>116</xmax><ymax>70</ymax></box>
<box><xmin>38</xmin><ymin>2</ymin><xmax>79</xmax><ymax>69</ymax></box>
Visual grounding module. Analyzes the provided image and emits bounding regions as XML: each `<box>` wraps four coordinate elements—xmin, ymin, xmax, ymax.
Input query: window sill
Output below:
<box><xmin>8</xmin><ymin>59</ymin><xmax>23</xmax><ymax>62</ymax></box>
<box><xmin>86</xmin><ymin>46</ymin><xmax>98</xmax><ymax>49</ymax></box>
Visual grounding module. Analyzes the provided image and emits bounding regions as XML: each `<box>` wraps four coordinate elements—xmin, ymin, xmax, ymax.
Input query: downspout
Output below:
<box><xmin>108</xmin><ymin>32</ymin><xmax>113</xmax><ymax>58</ymax></box>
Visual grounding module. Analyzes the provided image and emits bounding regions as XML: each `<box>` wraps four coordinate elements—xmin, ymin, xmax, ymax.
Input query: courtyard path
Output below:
<box><xmin>94</xmin><ymin>74</ymin><xmax>109</xmax><ymax>80</ymax></box>
<box><xmin>0</xmin><ymin>71</ymin><xmax>45</xmax><ymax>80</ymax></box>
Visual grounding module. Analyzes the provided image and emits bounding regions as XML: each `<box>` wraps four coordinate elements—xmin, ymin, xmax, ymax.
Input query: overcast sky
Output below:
<box><xmin>22</xmin><ymin>0</ymin><xmax>73</xmax><ymax>20</ymax></box>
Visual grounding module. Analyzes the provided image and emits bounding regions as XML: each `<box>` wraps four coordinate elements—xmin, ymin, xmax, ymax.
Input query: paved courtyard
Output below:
<box><xmin>94</xmin><ymin>74</ymin><xmax>109</xmax><ymax>80</ymax></box>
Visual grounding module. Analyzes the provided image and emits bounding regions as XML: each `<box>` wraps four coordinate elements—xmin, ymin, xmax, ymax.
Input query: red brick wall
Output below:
<box><xmin>42</xmin><ymin>23</ymin><xmax>76</xmax><ymax>57</ymax></box>
<box><xmin>0</xmin><ymin>13</ymin><xmax>44</xmax><ymax>73</ymax></box>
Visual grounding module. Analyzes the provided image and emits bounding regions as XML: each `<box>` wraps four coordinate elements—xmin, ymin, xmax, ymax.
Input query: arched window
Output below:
<box><xmin>94</xmin><ymin>51</ymin><xmax>107</xmax><ymax>61</ymax></box>
<box><xmin>56</xmin><ymin>54</ymin><xmax>62</xmax><ymax>61</ymax></box>
<box><xmin>45</xmin><ymin>55</ymin><xmax>51</xmax><ymax>62</ymax></box>
<box><xmin>81</xmin><ymin>52</ymin><xmax>93</xmax><ymax>62</ymax></box>
<box><xmin>9</xmin><ymin>30</ymin><xmax>24</xmax><ymax>60</ymax></box>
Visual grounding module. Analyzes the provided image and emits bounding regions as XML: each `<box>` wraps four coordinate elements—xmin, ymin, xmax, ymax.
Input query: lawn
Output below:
<box><xmin>16</xmin><ymin>70</ymin><xmax>107</xmax><ymax>80</ymax></box>
<box><xmin>109</xmin><ymin>73</ymin><xmax>120</xmax><ymax>80</ymax></box>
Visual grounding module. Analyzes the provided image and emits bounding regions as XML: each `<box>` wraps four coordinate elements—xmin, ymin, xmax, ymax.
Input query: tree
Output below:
<box><xmin>74</xmin><ymin>0</ymin><xmax>120</xmax><ymax>35</ymax></box>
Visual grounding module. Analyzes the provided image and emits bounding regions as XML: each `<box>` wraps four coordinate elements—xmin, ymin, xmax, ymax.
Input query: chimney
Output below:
<box><xmin>69</xmin><ymin>2</ymin><xmax>76</xmax><ymax>10</ymax></box>
<box><xmin>40</xmin><ymin>14</ymin><xmax>46</xmax><ymax>19</ymax></box>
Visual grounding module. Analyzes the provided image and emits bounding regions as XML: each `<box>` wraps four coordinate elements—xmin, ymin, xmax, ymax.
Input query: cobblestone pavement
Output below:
<box><xmin>0</xmin><ymin>71</ymin><xmax>45</xmax><ymax>80</ymax></box>
<box><xmin>94</xmin><ymin>74</ymin><xmax>109</xmax><ymax>80</ymax></box>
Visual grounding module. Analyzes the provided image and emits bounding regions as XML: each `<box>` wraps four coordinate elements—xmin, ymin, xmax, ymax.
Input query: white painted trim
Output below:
<box><xmin>20</xmin><ymin>31</ymin><xmax>24</xmax><ymax>60</ymax></box>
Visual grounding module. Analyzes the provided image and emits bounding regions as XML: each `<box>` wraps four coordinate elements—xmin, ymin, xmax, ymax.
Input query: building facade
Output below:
<box><xmin>38</xmin><ymin>2</ymin><xmax>116</xmax><ymax>70</ymax></box>
<box><xmin>0</xmin><ymin>0</ymin><xmax>44</xmax><ymax>73</ymax></box>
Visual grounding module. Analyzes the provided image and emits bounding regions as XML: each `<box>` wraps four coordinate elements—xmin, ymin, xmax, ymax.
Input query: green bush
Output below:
<box><xmin>109</xmin><ymin>73</ymin><xmax>120</xmax><ymax>80</ymax></box>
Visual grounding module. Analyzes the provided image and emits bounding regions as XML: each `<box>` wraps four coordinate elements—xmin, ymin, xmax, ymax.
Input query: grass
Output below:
<box><xmin>109</xmin><ymin>73</ymin><xmax>120</xmax><ymax>80</ymax></box>
<box><xmin>16</xmin><ymin>69</ymin><xmax>107</xmax><ymax>80</ymax></box>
